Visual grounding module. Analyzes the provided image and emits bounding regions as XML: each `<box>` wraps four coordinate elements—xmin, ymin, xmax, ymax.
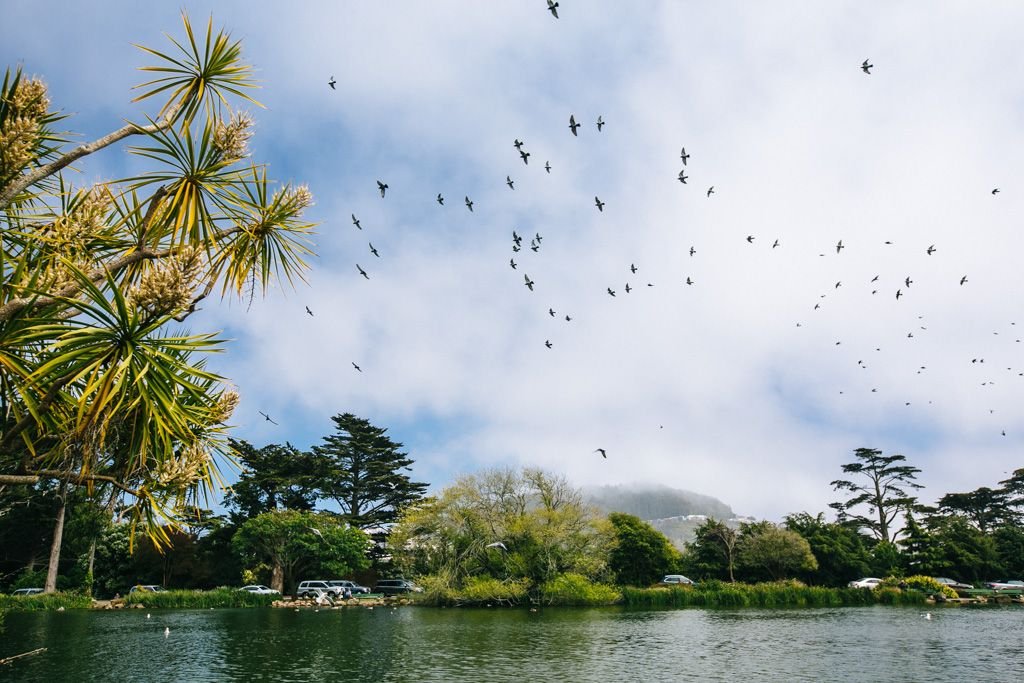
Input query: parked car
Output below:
<box><xmin>658</xmin><ymin>575</ymin><xmax>695</xmax><ymax>586</ymax></box>
<box><xmin>848</xmin><ymin>577</ymin><xmax>883</xmax><ymax>589</ymax></box>
<box><xmin>238</xmin><ymin>585</ymin><xmax>280</xmax><ymax>595</ymax></box>
<box><xmin>933</xmin><ymin>577</ymin><xmax>972</xmax><ymax>591</ymax></box>
<box><xmin>128</xmin><ymin>585</ymin><xmax>166</xmax><ymax>594</ymax></box>
<box><xmin>11</xmin><ymin>587</ymin><xmax>44</xmax><ymax>596</ymax></box>
<box><xmin>295</xmin><ymin>580</ymin><xmax>343</xmax><ymax>599</ymax></box>
<box><xmin>374</xmin><ymin>579</ymin><xmax>422</xmax><ymax>595</ymax></box>
<box><xmin>328</xmin><ymin>580</ymin><xmax>370</xmax><ymax>595</ymax></box>
<box><xmin>985</xmin><ymin>579</ymin><xmax>1024</xmax><ymax>590</ymax></box>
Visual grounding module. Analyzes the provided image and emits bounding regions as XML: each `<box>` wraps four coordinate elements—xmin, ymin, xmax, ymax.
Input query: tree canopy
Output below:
<box><xmin>830</xmin><ymin>448</ymin><xmax>923</xmax><ymax>543</ymax></box>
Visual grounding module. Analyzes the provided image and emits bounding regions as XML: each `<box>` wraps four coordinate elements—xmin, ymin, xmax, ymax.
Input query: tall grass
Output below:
<box><xmin>122</xmin><ymin>588</ymin><xmax>274</xmax><ymax>609</ymax></box>
<box><xmin>621</xmin><ymin>580</ymin><xmax>926</xmax><ymax>608</ymax></box>
<box><xmin>0</xmin><ymin>592</ymin><xmax>93</xmax><ymax>611</ymax></box>
<box><xmin>539</xmin><ymin>574</ymin><xmax>622</xmax><ymax>606</ymax></box>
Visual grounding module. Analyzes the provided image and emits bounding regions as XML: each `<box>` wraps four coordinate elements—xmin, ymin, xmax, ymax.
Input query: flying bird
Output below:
<box><xmin>630</xmin><ymin>264</ymin><xmax>638</xmax><ymax>274</ymax></box>
<box><xmin>896</xmin><ymin>289</ymin><xmax>903</xmax><ymax>300</ymax></box>
<box><xmin>328</xmin><ymin>76</ymin><xmax>336</xmax><ymax>89</ymax></box>
<box><xmin>546</xmin><ymin>0</ymin><xmax>559</xmax><ymax>18</ymax></box>
<box><xmin>565</xmin><ymin>315</ymin><xmax>572</xmax><ymax>321</ymax></box>
<box><xmin>905</xmin><ymin>276</ymin><xmax>913</xmax><ymax>287</ymax></box>
<box><xmin>369</xmin><ymin>243</ymin><xmax>379</xmax><ymax>257</ymax></box>
<box><xmin>596</xmin><ymin>115</ymin><xmax>605</xmax><ymax>131</ymax></box>
<box><xmin>520</xmin><ymin>150</ymin><xmax>531</xmax><ymax>164</ymax></box>
<box><xmin>535</xmin><ymin>232</ymin><xmax>543</xmax><ymax>243</ymax></box>
<box><xmin>524</xmin><ymin>274</ymin><xmax>535</xmax><ymax>291</ymax></box>
<box><xmin>514</xmin><ymin>139</ymin><xmax>524</xmax><ymax>150</ymax></box>
<box><xmin>992</xmin><ymin>188</ymin><xmax>1000</xmax><ymax>194</ymax></box>
<box><xmin>595</xmin><ymin>196</ymin><xmax>605</xmax><ymax>211</ymax></box>
<box><xmin>465</xmin><ymin>196</ymin><xmax>474</xmax><ymax>211</ymax></box>
<box><xmin>437</xmin><ymin>193</ymin><xmax>444</xmax><ymax>205</ymax></box>
<box><xmin>510</xmin><ymin>258</ymin><xmax>517</xmax><ymax>269</ymax></box>
<box><xmin>485</xmin><ymin>541</ymin><xmax>509</xmax><ymax>551</ymax></box>
<box><xmin>678</xmin><ymin>170</ymin><xmax>688</xmax><ymax>184</ymax></box>
<box><xmin>926</xmin><ymin>244</ymin><xmax>936</xmax><ymax>255</ymax></box>
<box><xmin>836</xmin><ymin>240</ymin><xmax>844</xmax><ymax>253</ymax></box>
<box><xmin>625</xmin><ymin>283</ymin><xmax>632</xmax><ymax>294</ymax></box>
<box><xmin>607</xmin><ymin>287</ymin><xmax>616</xmax><ymax>297</ymax></box>
<box><xmin>352</xmin><ymin>362</ymin><xmax>362</xmax><ymax>372</ymax></box>
<box><xmin>594</xmin><ymin>448</ymin><xmax>607</xmax><ymax>458</ymax></box>
<box><xmin>305</xmin><ymin>306</ymin><xmax>314</xmax><ymax>316</ymax></box>
<box><xmin>357</xmin><ymin>264</ymin><xmax>369</xmax><ymax>279</ymax></box>
<box><xmin>545</xmin><ymin>340</ymin><xmax>553</xmax><ymax>349</ymax></box>
<box><xmin>259</xmin><ymin>411</ymin><xmax>278</xmax><ymax>425</ymax></box>
<box><xmin>686</xmin><ymin>276</ymin><xmax>694</xmax><ymax>285</ymax></box>
<box><xmin>772</xmin><ymin>239</ymin><xmax>780</xmax><ymax>248</ymax></box>
<box><xmin>352</xmin><ymin>214</ymin><xmax>361</xmax><ymax>230</ymax></box>
<box><xmin>689</xmin><ymin>246</ymin><xmax>696</xmax><ymax>256</ymax></box>
<box><xmin>530</xmin><ymin>242</ymin><xmax>539</xmax><ymax>252</ymax></box>
<box><xmin>506</xmin><ymin>175</ymin><xmax>514</xmax><ymax>190</ymax></box>
<box><xmin>746</xmin><ymin>235</ymin><xmax>755</xmax><ymax>243</ymax></box>
<box><xmin>544</xmin><ymin>161</ymin><xmax>551</xmax><ymax>173</ymax></box>
<box><xmin>707</xmin><ymin>186</ymin><xmax>715</xmax><ymax>197</ymax></box>
<box><xmin>862</xmin><ymin>59</ymin><xmax>873</xmax><ymax>74</ymax></box>
<box><xmin>513</xmin><ymin>230</ymin><xmax>522</xmax><ymax>245</ymax></box>
<box><xmin>680</xmin><ymin>147</ymin><xmax>690</xmax><ymax>165</ymax></box>
<box><xmin>377</xmin><ymin>180</ymin><xmax>388</xmax><ymax>197</ymax></box>
<box><xmin>569</xmin><ymin>114</ymin><xmax>580</xmax><ymax>136</ymax></box>
<box><xmin>549</xmin><ymin>308</ymin><xmax>555</xmax><ymax>317</ymax></box>
<box><xmin>960</xmin><ymin>275</ymin><xmax>968</xmax><ymax>285</ymax></box>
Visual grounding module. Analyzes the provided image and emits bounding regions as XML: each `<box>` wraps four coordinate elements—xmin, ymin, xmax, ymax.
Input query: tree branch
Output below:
<box><xmin>0</xmin><ymin>468</ymin><xmax>141</xmax><ymax>497</ymax></box>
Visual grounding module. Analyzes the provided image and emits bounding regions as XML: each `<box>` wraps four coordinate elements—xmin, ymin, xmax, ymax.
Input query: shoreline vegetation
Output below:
<box><xmin>11</xmin><ymin>578</ymin><xmax>1024</xmax><ymax>612</ymax></box>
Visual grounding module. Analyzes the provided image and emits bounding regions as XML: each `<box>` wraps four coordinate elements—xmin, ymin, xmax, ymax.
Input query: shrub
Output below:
<box><xmin>621</xmin><ymin>580</ymin><xmax>927</xmax><ymax>608</ymax></box>
<box><xmin>539</xmin><ymin>573</ymin><xmax>621</xmax><ymax>606</ymax></box>
<box><xmin>0</xmin><ymin>592</ymin><xmax>93</xmax><ymax>611</ymax></box>
<box><xmin>122</xmin><ymin>587</ymin><xmax>274</xmax><ymax>609</ymax></box>
<box><xmin>881</xmin><ymin>575</ymin><xmax>958</xmax><ymax>599</ymax></box>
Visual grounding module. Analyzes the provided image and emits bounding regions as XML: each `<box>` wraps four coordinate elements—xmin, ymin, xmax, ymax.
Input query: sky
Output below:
<box><xmin>4</xmin><ymin>1</ymin><xmax>1023</xmax><ymax>520</ymax></box>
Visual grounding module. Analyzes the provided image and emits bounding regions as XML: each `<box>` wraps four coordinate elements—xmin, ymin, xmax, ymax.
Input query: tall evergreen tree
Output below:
<box><xmin>224</xmin><ymin>440</ymin><xmax>319</xmax><ymax>520</ymax></box>
<box><xmin>937</xmin><ymin>487</ymin><xmax>1013</xmax><ymax>533</ymax></box>
<box><xmin>311</xmin><ymin>413</ymin><xmax>427</xmax><ymax>529</ymax></box>
<box><xmin>829</xmin><ymin>447</ymin><xmax>923</xmax><ymax>543</ymax></box>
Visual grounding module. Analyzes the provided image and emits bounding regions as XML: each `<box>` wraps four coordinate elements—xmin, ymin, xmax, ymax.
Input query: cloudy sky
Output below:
<box><xmin>5</xmin><ymin>1</ymin><xmax>1023</xmax><ymax>519</ymax></box>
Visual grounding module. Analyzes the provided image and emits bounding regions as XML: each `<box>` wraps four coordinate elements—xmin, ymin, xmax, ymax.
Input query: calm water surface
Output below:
<box><xmin>2</xmin><ymin>605</ymin><xmax>1022</xmax><ymax>682</ymax></box>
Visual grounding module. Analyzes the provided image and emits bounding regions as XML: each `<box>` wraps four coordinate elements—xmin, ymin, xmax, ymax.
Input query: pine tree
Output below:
<box><xmin>830</xmin><ymin>447</ymin><xmax>923</xmax><ymax>543</ymax></box>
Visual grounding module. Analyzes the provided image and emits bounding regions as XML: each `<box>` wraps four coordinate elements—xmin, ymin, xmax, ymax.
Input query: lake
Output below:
<box><xmin>2</xmin><ymin>605</ymin><xmax>1022</xmax><ymax>681</ymax></box>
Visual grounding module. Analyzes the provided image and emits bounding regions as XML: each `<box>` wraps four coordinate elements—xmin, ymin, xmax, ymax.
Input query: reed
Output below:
<box><xmin>122</xmin><ymin>588</ymin><xmax>274</xmax><ymax>609</ymax></box>
<box><xmin>621</xmin><ymin>580</ymin><xmax>927</xmax><ymax>608</ymax></box>
<box><xmin>0</xmin><ymin>592</ymin><xmax>93</xmax><ymax>611</ymax></box>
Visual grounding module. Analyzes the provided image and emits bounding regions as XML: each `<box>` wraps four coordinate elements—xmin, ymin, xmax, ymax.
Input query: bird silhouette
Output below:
<box><xmin>707</xmin><ymin>186</ymin><xmax>715</xmax><ymax>197</ymax></box>
<box><xmin>992</xmin><ymin>188</ymin><xmax>1000</xmax><ymax>194</ymax></box>
<box><xmin>596</xmin><ymin>115</ymin><xmax>605</xmax><ymax>131</ymax></box>
<box><xmin>569</xmin><ymin>114</ymin><xmax>580</xmax><ymax>136</ymax></box>
<box><xmin>905</xmin><ymin>276</ymin><xmax>913</xmax><ymax>287</ymax></box>
<box><xmin>689</xmin><ymin>246</ymin><xmax>696</xmax><ymax>256</ymax></box>
<box><xmin>544</xmin><ymin>161</ymin><xmax>551</xmax><ymax>173</ymax></box>
<box><xmin>862</xmin><ymin>59</ymin><xmax>873</xmax><ymax>74</ymax></box>
<box><xmin>437</xmin><ymin>193</ymin><xmax>444</xmax><ymax>205</ymax></box>
<box><xmin>545</xmin><ymin>340</ymin><xmax>553</xmax><ymax>349</ymax></box>
<box><xmin>686</xmin><ymin>276</ymin><xmax>694</xmax><ymax>285</ymax></box>
<box><xmin>546</xmin><ymin>0</ymin><xmax>559</xmax><ymax>18</ymax></box>
<box><xmin>549</xmin><ymin>308</ymin><xmax>556</xmax><ymax>317</ymax></box>
<box><xmin>680</xmin><ymin>147</ymin><xmax>690</xmax><ymax>165</ymax></box>
<box><xmin>535</xmin><ymin>233</ymin><xmax>543</xmax><ymax>243</ymax></box>
<box><xmin>465</xmin><ymin>196</ymin><xmax>474</xmax><ymax>211</ymax></box>
<box><xmin>625</xmin><ymin>283</ymin><xmax>632</xmax><ymax>294</ymax></box>
<box><xmin>678</xmin><ymin>170</ymin><xmax>688</xmax><ymax>184</ymax></box>
<box><xmin>746</xmin><ymin>235</ymin><xmax>754</xmax><ymax>243</ymax></box>
<box><xmin>357</xmin><ymin>264</ymin><xmax>369</xmax><ymax>280</ymax></box>
<box><xmin>565</xmin><ymin>314</ymin><xmax>572</xmax><ymax>321</ymax></box>
<box><xmin>595</xmin><ymin>196</ymin><xmax>605</xmax><ymax>211</ymax></box>
<box><xmin>377</xmin><ymin>180</ymin><xmax>388</xmax><ymax>197</ymax></box>
<box><xmin>328</xmin><ymin>76</ymin><xmax>336</xmax><ymax>89</ymax></box>
<box><xmin>960</xmin><ymin>275</ymin><xmax>968</xmax><ymax>285</ymax></box>
<box><xmin>305</xmin><ymin>306</ymin><xmax>313</xmax><ymax>316</ymax></box>
<box><xmin>513</xmin><ymin>230</ymin><xmax>522</xmax><ymax>245</ymax></box>
<box><xmin>594</xmin><ymin>448</ymin><xmax>607</xmax><ymax>458</ymax></box>
<box><xmin>352</xmin><ymin>214</ymin><xmax>361</xmax><ymax>230</ymax></box>
<box><xmin>871</xmin><ymin>275</ymin><xmax>879</xmax><ymax>282</ymax></box>
<box><xmin>530</xmin><ymin>242</ymin><xmax>539</xmax><ymax>252</ymax></box>
<box><xmin>259</xmin><ymin>411</ymin><xmax>278</xmax><ymax>425</ymax></box>
<box><xmin>896</xmin><ymin>289</ymin><xmax>903</xmax><ymax>300</ymax></box>
<box><xmin>510</xmin><ymin>258</ymin><xmax>517</xmax><ymax>269</ymax></box>
<box><xmin>514</xmin><ymin>139</ymin><xmax>524</xmax><ymax>150</ymax></box>
<box><xmin>630</xmin><ymin>264</ymin><xmax>638</xmax><ymax>274</ymax></box>
<box><xmin>772</xmin><ymin>239</ymin><xmax>780</xmax><ymax>248</ymax></box>
<box><xmin>607</xmin><ymin>287</ymin><xmax>616</xmax><ymax>297</ymax></box>
<box><xmin>520</xmin><ymin>150</ymin><xmax>530</xmax><ymax>164</ymax></box>
<box><xmin>369</xmin><ymin>243</ymin><xmax>379</xmax><ymax>257</ymax></box>
<box><xmin>352</xmin><ymin>362</ymin><xmax>362</xmax><ymax>372</ymax></box>
<box><xmin>926</xmin><ymin>244</ymin><xmax>936</xmax><ymax>255</ymax></box>
<box><xmin>486</xmin><ymin>541</ymin><xmax>509</xmax><ymax>551</ymax></box>
<box><xmin>524</xmin><ymin>274</ymin><xmax>535</xmax><ymax>291</ymax></box>
<box><xmin>506</xmin><ymin>175</ymin><xmax>514</xmax><ymax>190</ymax></box>
<box><xmin>836</xmin><ymin>240</ymin><xmax>844</xmax><ymax>253</ymax></box>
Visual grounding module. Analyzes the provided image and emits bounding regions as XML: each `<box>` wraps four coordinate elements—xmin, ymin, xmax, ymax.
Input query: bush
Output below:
<box><xmin>881</xmin><ymin>575</ymin><xmax>959</xmax><ymax>599</ymax></box>
<box><xmin>122</xmin><ymin>587</ymin><xmax>274</xmax><ymax>609</ymax></box>
<box><xmin>621</xmin><ymin>580</ymin><xmax>926</xmax><ymax>608</ymax></box>
<box><xmin>539</xmin><ymin>573</ymin><xmax>621</xmax><ymax>606</ymax></box>
<box><xmin>0</xmin><ymin>592</ymin><xmax>93</xmax><ymax>611</ymax></box>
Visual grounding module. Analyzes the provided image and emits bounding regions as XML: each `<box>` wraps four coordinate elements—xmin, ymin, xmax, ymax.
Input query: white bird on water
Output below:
<box><xmin>164</xmin><ymin>627</ymin><xmax>170</xmax><ymax>637</ymax></box>
<box><xmin>923</xmin><ymin>612</ymin><xmax>932</xmax><ymax>620</ymax></box>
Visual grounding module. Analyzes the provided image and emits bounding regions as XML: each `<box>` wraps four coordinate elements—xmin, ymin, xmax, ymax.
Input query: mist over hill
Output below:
<box><xmin>585</xmin><ymin>484</ymin><xmax>744</xmax><ymax>548</ymax></box>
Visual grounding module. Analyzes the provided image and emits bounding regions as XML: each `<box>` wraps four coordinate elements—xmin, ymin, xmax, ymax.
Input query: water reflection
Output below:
<box><xmin>2</xmin><ymin>605</ymin><xmax>1022</xmax><ymax>682</ymax></box>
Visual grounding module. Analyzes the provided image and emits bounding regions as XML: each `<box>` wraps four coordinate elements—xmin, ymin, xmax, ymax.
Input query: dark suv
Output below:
<box><xmin>373</xmin><ymin>579</ymin><xmax>421</xmax><ymax>595</ymax></box>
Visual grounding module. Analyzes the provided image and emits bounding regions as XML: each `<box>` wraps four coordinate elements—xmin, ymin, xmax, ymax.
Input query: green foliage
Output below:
<box><xmin>310</xmin><ymin>413</ymin><xmax>429</xmax><ymax>529</ymax></box>
<box><xmin>681</xmin><ymin>518</ymin><xmax>738</xmax><ymax>581</ymax></box>
<box><xmin>0</xmin><ymin>592</ymin><xmax>92</xmax><ymax>611</ymax></box>
<box><xmin>621</xmin><ymin>580</ymin><xmax>925</xmax><ymax>608</ymax></box>
<box><xmin>830</xmin><ymin>448</ymin><xmax>923</xmax><ymax>543</ymax></box>
<box><xmin>607</xmin><ymin>512</ymin><xmax>680</xmax><ymax>586</ymax></box>
<box><xmin>11</xmin><ymin>568</ymin><xmax>47</xmax><ymax>591</ymax></box>
<box><xmin>224</xmin><ymin>440</ymin><xmax>319</xmax><ymax>519</ymax></box>
<box><xmin>785</xmin><ymin>512</ymin><xmax>872</xmax><ymax>586</ymax></box>
<box><xmin>232</xmin><ymin>509</ymin><xmax>371</xmax><ymax>593</ymax></box>
<box><xmin>736</xmin><ymin>522</ymin><xmax>818</xmax><ymax>582</ymax></box>
<box><xmin>416</xmin><ymin>575</ymin><xmax>531</xmax><ymax>607</ymax></box>
<box><xmin>539</xmin><ymin>573</ymin><xmax>621</xmax><ymax>606</ymax></box>
<box><xmin>880</xmin><ymin>575</ymin><xmax>958</xmax><ymax>599</ymax></box>
<box><xmin>122</xmin><ymin>587</ymin><xmax>273</xmax><ymax>609</ymax></box>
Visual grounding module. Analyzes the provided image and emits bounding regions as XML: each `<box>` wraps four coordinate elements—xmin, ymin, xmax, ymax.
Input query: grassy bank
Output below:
<box><xmin>123</xmin><ymin>588</ymin><xmax>274</xmax><ymax>609</ymax></box>
<box><xmin>622</xmin><ymin>580</ymin><xmax>927</xmax><ymax>608</ymax></box>
<box><xmin>0</xmin><ymin>592</ymin><xmax>93</xmax><ymax>611</ymax></box>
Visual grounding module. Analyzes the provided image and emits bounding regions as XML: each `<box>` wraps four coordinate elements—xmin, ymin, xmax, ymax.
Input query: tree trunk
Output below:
<box><xmin>86</xmin><ymin>539</ymin><xmax>97</xmax><ymax>596</ymax></box>
<box><xmin>270</xmin><ymin>560</ymin><xmax>285</xmax><ymax>593</ymax></box>
<box><xmin>44</xmin><ymin>491</ymin><xmax>67</xmax><ymax>593</ymax></box>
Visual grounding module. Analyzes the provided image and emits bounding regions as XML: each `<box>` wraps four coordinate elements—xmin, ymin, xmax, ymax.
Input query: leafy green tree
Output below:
<box><xmin>390</xmin><ymin>467</ymin><xmax>612</xmax><ymax>593</ymax></box>
<box><xmin>736</xmin><ymin>521</ymin><xmax>818</xmax><ymax>582</ymax></box>
<box><xmin>681</xmin><ymin>518</ymin><xmax>738</xmax><ymax>582</ymax></box>
<box><xmin>0</xmin><ymin>13</ymin><xmax>315</xmax><ymax>587</ymax></box>
<box><xmin>785</xmin><ymin>512</ymin><xmax>872</xmax><ymax>586</ymax></box>
<box><xmin>224</xmin><ymin>440</ymin><xmax>319</xmax><ymax>520</ymax></box>
<box><xmin>921</xmin><ymin>515</ymin><xmax>1000</xmax><ymax>583</ymax></box>
<box><xmin>607</xmin><ymin>512</ymin><xmax>681</xmax><ymax>586</ymax></box>
<box><xmin>998</xmin><ymin>468</ymin><xmax>1024</xmax><ymax>518</ymax></box>
<box><xmin>830</xmin><ymin>448</ymin><xmax>923</xmax><ymax>543</ymax></box>
<box><xmin>311</xmin><ymin>413</ymin><xmax>428</xmax><ymax>529</ymax></box>
<box><xmin>992</xmin><ymin>525</ymin><xmax>1024</xmax><ymax>578</ymax></box>
<box><xmin>232</xmin><ymin>510</ymin><xmax>371</xmax><ymax>593</ymax></box>
<box><xmin>937</xmin><ymin>487</ymin><xmax>1013</xmax><ymax>533</ymax></box>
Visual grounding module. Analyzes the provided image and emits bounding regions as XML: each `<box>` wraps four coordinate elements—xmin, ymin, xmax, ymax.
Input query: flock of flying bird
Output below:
<box><xmin>289</xmin><ymin>30</ymin><xmax>1015</xmax><ymax>456</ymax></box>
